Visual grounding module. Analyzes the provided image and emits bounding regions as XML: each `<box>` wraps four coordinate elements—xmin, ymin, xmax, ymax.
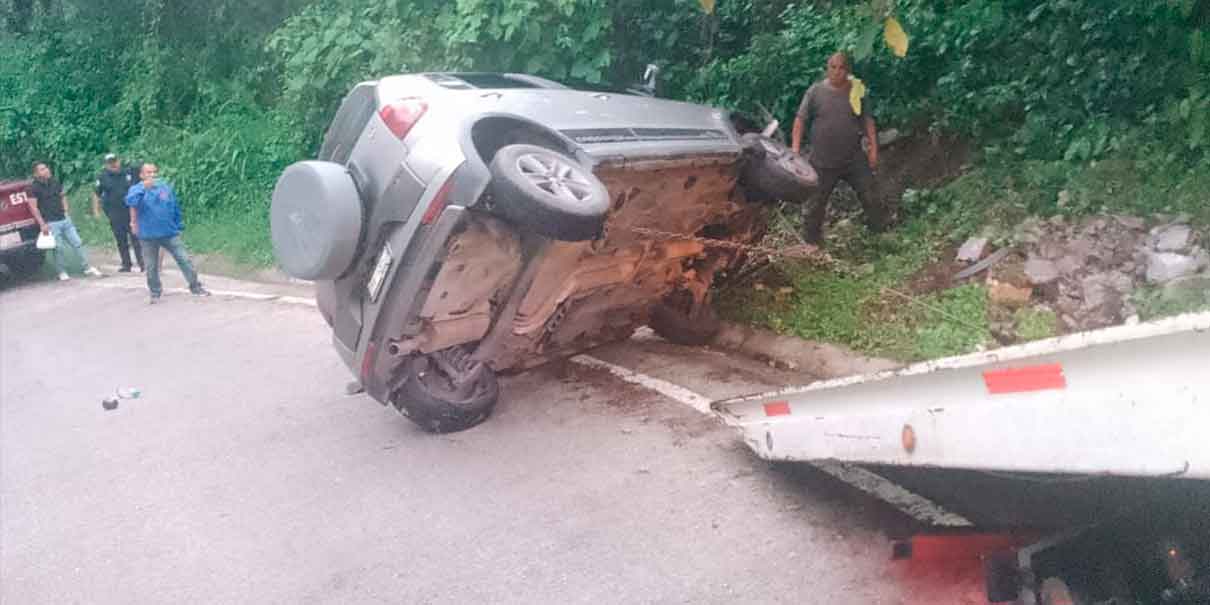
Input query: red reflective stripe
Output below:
<box><xmin>983</xmin><ymin>364</ymin><xmax>1066</xmax><ymax>394</ymax></box>
<box><xmin>421</xmin><ymin>178</ymin><xmax>455</xmax><ymax>225</ymax></box>
<box><xmin>764</xmin><ymin>401</ymin><xmax>792</xmax><ymax>417</ymax></box>
<box><xmin>360</xmin><ymin>341</ymin><xmax>378</xmax><ymax>382</ymax></box>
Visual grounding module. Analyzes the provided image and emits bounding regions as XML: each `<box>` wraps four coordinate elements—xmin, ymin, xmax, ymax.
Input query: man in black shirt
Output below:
<box><xmin>29</xmin><ymin>161</ymin><xmax>102</xmax><ymax>280</ymax></box>
<box><xmin>92</xmin><ymin>153</ymin><xmax>144</xmax><ymax>272</ymax></box>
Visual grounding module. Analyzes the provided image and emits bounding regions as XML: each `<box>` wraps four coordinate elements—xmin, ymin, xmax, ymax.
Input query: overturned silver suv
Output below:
<box><xmin>271</xmin><ymin>72</ymin><xmax>815</xmax><ymax>432</ymax></box>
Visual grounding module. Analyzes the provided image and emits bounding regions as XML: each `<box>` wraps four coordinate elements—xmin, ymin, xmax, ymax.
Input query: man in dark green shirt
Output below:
<box><xmin>791</xmin><ymin>52</ymin><xmax>887</xmax><ymax>245</ymax></box>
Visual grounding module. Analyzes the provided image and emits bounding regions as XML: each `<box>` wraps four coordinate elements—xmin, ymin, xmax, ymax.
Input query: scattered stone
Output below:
<box><xmin>956</xmin><ymin>237</ymin><xmax>990</xmax><ymax>263</ymax></box>
<box><xmin>1037</xmin><ymin>240</ymin><xmax>1067</xmax><ymax>260</ymax></box>
<box><xmin>1114</xmin><ymin>215</ymin><xmax>1146</xmax><ymax>230</ymax></box>
<box><xmin>877</xmin><ymin>128</ymin><xmax>902</xmax><ymax>147</ymax></box>
<box><xmin>988</xmin><ymin>279</ymin><xmax>1033</xmax><ymax>308</ymax></box>
<box><xmin>1152</xmin><ymin>225</ymin><xmax>1194</xmax><ymax>252</ymax></box>
<box><xmin>1024</xmin><ymin>258</ymin><xmax>1061</xmax><ymax>285</ymax></box>
<box><xmin>1146</xmin><ymin>252</ymin><xmax>1203</xmax><ymax>284</ymax></box>
<box><xmin>1057</xmin><ymin>190</ymin><xmax>1071</xmax><ymax>208</ymax></box>
<box><xmin>1056</xmin><ymin>255</ymin><xmax>1083</xmax><ymax>276</ymax></box>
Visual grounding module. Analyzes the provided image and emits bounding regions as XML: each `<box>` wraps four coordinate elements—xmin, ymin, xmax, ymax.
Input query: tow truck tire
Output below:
<box><xmin>649</xmin><ymin>302</ymin><xmax>721</xmax><ymax>347</ymax></box>
<box><xmin>4</xmin><ymin>248</ymin><xmax>45</xmax><ymax>278</ymax></box>
<box><xmin>740</xmin><ymin>133</ymin><xmax>819</xmax><ymax>203</ymax></box>
<box><xmin>393</xmin><ymin>352</ymin><xmax>499</xmax><ymax>434</ymax></box>
<box><xmin>489</xmin><ymin>144</ymin><xmax>609</xmax><ymax>242</ymax></box>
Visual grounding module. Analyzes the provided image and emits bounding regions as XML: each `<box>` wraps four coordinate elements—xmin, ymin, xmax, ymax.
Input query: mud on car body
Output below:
<box><xmin>271</xmin><ymin>72</ymin><xmax>815</xmax><ymax>432</ymax></box>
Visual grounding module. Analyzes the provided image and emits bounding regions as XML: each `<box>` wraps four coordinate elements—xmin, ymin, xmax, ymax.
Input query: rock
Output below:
<box><xmin>1114</xmin><ymin>215</ymin><xmax>1146</xmax><ymax>230</ymax></box>
<box><xmin>1024</xmin><ymin>258</ymin><xmax>1061</xmax><ymax>285</ymax></box>
<box><xmin>988</xmin><ymin>279</ymin><xmax>1033</xmax><ymax>308</ymax></box>
<box><xmin>1057</xmin><ymin>190</ymin><xmax>1071</xmax><ymax>208</ymax></box>
<box><xmin>1146</xmin><ymin>252</ymin><xmax>1203</xmax><ymax>284</ymax></box>
<box><xmin>877</xmin><ymin>128</ymin><xmax>902</xmax><ymax>147</ymax></box>
<box><xmin>1152</xmin><ymin>225</ymin><xmax>1194</xmax><ymax>252</ymax></box>
<box><xmin>1195</xmin><ymin>248</ymin><xmax>1210</xmax><ymax>270</ymax></box>
<box><xmin>1056</xmin><ymin>255</ymin><xmax>1083</xmax><ymax>276</ymax></box>
<box><xmin>956</xmin><ymin>237</ymin><xmax>990</xmax><ymax>263</ymax></box>
<box><xmin>1037</xmin><ymin>240</ymin><xmax>1067</xmax><ymax>260</ymax></box>
<box><xmin>1081</xmin><ymin>275</ymin><xmax>1113</xmax><ymax>310</ymax></box>
<box><xmin>1066</xmin><ymin>238</ymin><xmax>1096</xmax><ymax>261</ymax></box>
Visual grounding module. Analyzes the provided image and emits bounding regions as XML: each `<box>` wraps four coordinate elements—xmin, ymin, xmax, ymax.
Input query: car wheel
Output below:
<box><xmin>740</xmin><ymin>133</ymin><xmax>819</xmax><ymax>203</ymax></box>
<box><xmin>489</xmin><ymin>144</ymin><xmax>609</xmax><ymax>241</ymax></box>
<box><xmin>4</xmin><ymin>248</ymin><xmax>45</xmax><ymax>279</ymax></box>
<box><xmin>392</xmin><ymin>345</ymin><xmax>499</xmax><ymax>433</ymax></box>
<box><xmin>649</xmin><ymin>300</ymin><xmax>722</xmax><ymax>347</ymax></box>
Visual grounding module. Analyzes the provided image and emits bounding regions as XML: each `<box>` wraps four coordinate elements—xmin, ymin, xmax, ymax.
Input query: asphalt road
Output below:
<box><xmin>1</xmin><ymin>273</ymin><xmax>944</xmax><ymax>605</ymax></box>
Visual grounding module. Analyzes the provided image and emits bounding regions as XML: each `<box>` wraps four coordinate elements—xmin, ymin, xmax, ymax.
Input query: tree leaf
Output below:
<box><xmin>854</xmin><ymin>22</ymin><xmax>879</xmax><ymax>62</ymax></box>
<box><xmin>884</xmin><ymin>17</ymin><xmax>909</xmax><ymax>58</ymax></box>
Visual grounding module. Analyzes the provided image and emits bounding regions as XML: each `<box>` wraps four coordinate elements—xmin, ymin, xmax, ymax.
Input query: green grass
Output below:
<box><xmin>717</xmin><ymin>134</ymin><xmax>1210</xmax><ymax>362</ymax></box>
<box><xmin>1013</xmin><ymin>307</ymin><xmax>1060</xmax><ymax>342</ymax></box>
<box><xmin>69</xmin><ymin>187</ymin><xmax>275</xmax><ymax>270</ymax></box>
<box><xmin>717</xmin><ymin>213</ymin><xmax>992</xmax><ymax>362</ymax></box>
<box><xmin>1132</xmin><ymin>281</ymin><xmax>1210</xmax><ymax>321</ymax></box>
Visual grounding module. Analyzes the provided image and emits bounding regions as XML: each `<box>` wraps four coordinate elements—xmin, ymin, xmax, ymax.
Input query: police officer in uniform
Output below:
<box><xmin>92</xmin><ymin>153</ymin><xmax>144</xmax><ymax>272</ymax></box>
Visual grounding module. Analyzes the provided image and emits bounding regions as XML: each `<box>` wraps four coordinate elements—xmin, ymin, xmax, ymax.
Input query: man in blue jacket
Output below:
<box><xmin>125</xmin><ymin>163</ymin><xmax>210</xmax><ymax>303</ymax></box>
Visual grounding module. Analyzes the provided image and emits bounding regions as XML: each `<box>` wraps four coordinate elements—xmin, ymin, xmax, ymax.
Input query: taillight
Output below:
<box><xmin>420</xmin><ymin>177</ymin><xmax>455</xmax><ymax>225</ymax></box>
<box><xmin>379</xmin><ymin>99</ymin><xmax>427</xmax><ymax>139</ymax></box>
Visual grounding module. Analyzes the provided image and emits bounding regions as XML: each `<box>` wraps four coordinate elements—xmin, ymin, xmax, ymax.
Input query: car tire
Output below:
<box><xmin>649</xmin><ymin>301</ymin><xmax>721</xmax><ymax>347</ymax></box>
<box><xmin>392</xmin><ymin>349</ymin><xmax>499</xmax><ymax>434</ymax></box>
<box><xmin>489</xmin><ymin>144</ymin><xmax>609</xmax><ymax>241</ymax></box>
<box><xmin>740</xmin><ymin>133</ymin><xmax>819</xmax><ymax>203</ymax></box>
<box><xmin>4</xmin><ymin>248</ymin><xmax>44</xmax><ymax>279</ymax></box>
<box><xmin>270</xmin><ymin>161</ymin><xmax>364</xmax><ymax>280</ymax></box>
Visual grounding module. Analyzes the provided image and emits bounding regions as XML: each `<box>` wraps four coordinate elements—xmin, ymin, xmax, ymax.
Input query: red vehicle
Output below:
<box><xmin>0</xmin><ymin>180</ymin><xmax>45</xmax><ymax>278</ymax></box>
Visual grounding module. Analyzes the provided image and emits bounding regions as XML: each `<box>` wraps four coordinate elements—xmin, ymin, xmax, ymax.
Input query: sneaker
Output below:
<box><xmin>190</xmin><ymin>287</ymin><xmax>212</xmax><ymax>297</ymax></box>
<box><xmin>83</xmin><ymin>266</ymin><xmax>103</xmax><ymax>277</ymax></box>
<box><xmin>149</xmin><ymin>294</ymin><xmax>161</xmax><ymax>305</ymax></box>
<box><xmin>118</xmin><ymin>266</ymin><xmax>132</xmax><ymax>273</ymax></box>
<box><xmin>58</xmin><ymin>272</ymin><xmax>70</xmax><ymax>281</ymax></box>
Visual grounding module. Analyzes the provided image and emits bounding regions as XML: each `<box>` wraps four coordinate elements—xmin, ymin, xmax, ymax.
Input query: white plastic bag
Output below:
<box><xmin>35</xmin><ymin>232</ymin><xmax>56</xmax><ymax>250</ymax></box>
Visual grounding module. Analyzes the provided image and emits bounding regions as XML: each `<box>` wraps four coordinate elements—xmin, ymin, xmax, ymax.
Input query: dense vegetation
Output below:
<box><xmin>3</xmin><ymin>1</ymin><xmax>1208</xmax><ymax>349</ymax></box>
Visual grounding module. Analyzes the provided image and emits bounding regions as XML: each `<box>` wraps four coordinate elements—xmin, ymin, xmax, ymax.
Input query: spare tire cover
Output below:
<box><xmin>271</xmin><ymin>161</ymin><xmax>364</xmax><ymax>280</ymax></box>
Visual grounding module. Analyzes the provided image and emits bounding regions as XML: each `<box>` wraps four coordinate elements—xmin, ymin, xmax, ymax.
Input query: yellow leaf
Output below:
<box><xmin>698</xmin><ymin>0</ymin><xmax>715</xmax><ymax>14</ymax></box>
<box><xmin>884</xmin><ymin>17</ymin><xmax>909</xmax><ymax>58</ymax></box>
<box><xmin>849</xmin><ymin>76</ymin><xmax>866</xmax><ymax>115</ymax></box>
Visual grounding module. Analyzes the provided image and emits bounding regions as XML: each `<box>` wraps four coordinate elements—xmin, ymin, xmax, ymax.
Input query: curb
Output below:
<box><xmin>711</xmin><ymin>321</ymin><xmax>903</xmax><ymax>379</ymax></box>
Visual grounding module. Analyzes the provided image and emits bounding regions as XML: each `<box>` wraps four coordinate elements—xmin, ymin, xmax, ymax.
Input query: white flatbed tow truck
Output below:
<box><xmin>712</xmin><ymin>311</ymin><xmax>1210</xmax><ymax>603</ymax></box>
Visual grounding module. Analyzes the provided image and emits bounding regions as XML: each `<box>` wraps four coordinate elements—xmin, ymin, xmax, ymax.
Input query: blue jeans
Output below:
<box><xmin>48</xmin><ymin>218</ymin><xmax>91</xmax><ymax>274</ymax></box>
<box><xmin>141</xmin><ymin>235</ymin><xmax>202</xmax><ymax>296</ymax></box>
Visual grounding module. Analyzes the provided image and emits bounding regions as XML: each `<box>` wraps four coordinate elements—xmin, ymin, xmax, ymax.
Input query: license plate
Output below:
<box><xmin>0</xmin><ymin>231</ymin><xmax>21</xmax><ymax>250</ymax></box>
<box><xmin>367</xmin><ymin>244</ymin><xmax>393</xmax><ymax>302</ymax></box>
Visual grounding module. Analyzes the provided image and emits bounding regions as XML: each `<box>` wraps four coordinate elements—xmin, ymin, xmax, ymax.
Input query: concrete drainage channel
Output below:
<box><xmin>82</xmin><ymin>268</ymin><xmax>969</xmax><ymax>532</ymax></box>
